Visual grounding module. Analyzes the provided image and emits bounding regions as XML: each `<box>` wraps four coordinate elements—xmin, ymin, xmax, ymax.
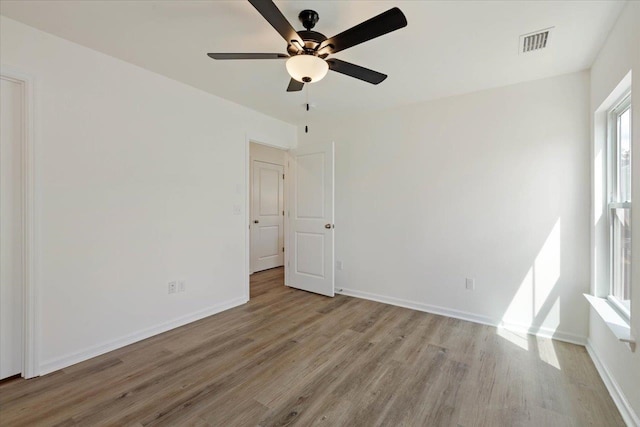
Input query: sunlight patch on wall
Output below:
<box><xmin>594</xmin><ymin>149</ymin><xmax>604</xmax><ymax>225</ymax></box>
<box><xmin>502</xmin><ymin>267</ymin><xmax>534</xmax><ymax>327</ymax></box>
<box><xmin>500</xmin><ymin>219</ymin><xmax>562</xmax><ymax>333</ymax></box>
<box><xmin>541</xmin><ymin>299</ymin><xmax>561</xmax><ymax>336</ymax></box>
<box><xmin>534</xmin><ymin>220</ymin><xmax>561</xmax><ymax>315</ymax></box>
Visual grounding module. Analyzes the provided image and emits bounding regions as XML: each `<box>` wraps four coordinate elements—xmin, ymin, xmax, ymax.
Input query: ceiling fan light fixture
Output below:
<box><xmin>286</xmin><ymin>55</ymin><xmax>328</xmax><ymax>83</ymax></box>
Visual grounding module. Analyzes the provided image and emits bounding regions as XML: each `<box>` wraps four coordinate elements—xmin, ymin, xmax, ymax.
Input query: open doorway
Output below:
<box><xmin>0</xmin><ymin>69</ymin><xmax>37</xmax><ymax>380</ymax></box>
<box><xmin>1</xmin><ymin>74</ymin><xmax>25</xmax><ymax>381</ymax></box>
<box><xmin>248</xmin><ymin>142</ymin><xmax>288</xmax><ymax>298</ymax></box>
<box><xmin>245</xmin><ymin>140</ymin><xmax>336</xmax><ymax>301</ymax></box>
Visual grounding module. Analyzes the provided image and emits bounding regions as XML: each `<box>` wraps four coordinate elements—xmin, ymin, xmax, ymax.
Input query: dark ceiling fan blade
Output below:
<box><xmin>327</xmin><ymin>59</ymin><xmax>387</xmax><ymax>84</ymax></box>
<box><xmin>286</xmin><ymin>78</ymin><xmax>304</xmax><ymax>92</ymax></box>
<box><xmin>318</xmin><ymin>7</ymin><xmax>407</xmax><ymax>55</ymax></box>
<box><xmin>207</xmin><ymin>53</ymin><xmax>289</xmax><ymax>60</ymax></box>
<box><xmin>248</xmin><ymin>0</ymin><xmax>305</xmax><ymax>50</ymax></box>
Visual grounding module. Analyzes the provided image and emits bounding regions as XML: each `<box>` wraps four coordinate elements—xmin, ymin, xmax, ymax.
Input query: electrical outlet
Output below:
<box><xmin>168</xmin><ymin>281</ymin><xmax>177</xmax><ymax>294</ymax></box>
<box><xmin>465</xmin><ymin>278</ymin><xmax>475</xmax><ymax>290</ymax></box>
<box><xmin>336</xmin><ymin>260</ymin><xmax>343</xmax><ymax>270</ymax></box>
<box><xmin>178</xmin><ymin>280</ymin><xmax>186</xmax><ymax>292</ymax></box>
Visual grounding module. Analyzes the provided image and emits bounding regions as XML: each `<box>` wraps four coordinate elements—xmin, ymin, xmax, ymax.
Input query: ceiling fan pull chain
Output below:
<box><xmin>304</xmin><ymin>85</ymin><xmax>310</xmax><ymax>133</ymax></box>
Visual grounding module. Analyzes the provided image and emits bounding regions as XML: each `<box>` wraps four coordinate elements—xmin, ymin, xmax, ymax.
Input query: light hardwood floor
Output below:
<box><xmin>0</xmin><ymin>267</ymin><xmax>624</xmax><ymax>426</ymax></box>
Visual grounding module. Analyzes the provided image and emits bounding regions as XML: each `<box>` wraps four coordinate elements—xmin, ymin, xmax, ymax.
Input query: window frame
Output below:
<box><xmin>606</xmin><ymin>92</ymin><xmax>632</xmax><ymax>320</ymax></box>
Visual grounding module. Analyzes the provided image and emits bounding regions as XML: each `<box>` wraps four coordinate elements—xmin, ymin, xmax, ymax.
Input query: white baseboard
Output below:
<box><xmin>39</xmin><ymin>296</ymin><xmax>247</xmax><ymax>376</ymax></box>
<box><xmin>586</xmin><ymin>340</ymin><xmax>640</xmax><ymax>427</ymax></box>
<box><xmin>337</xmin><ymin>287</ymin><xmax>495</xmax><ymax>327</ymax></box>
<box><xmin>337</xmin><ymin>287</ymin><xmax>586</xmax><ymax>346</ymax></box>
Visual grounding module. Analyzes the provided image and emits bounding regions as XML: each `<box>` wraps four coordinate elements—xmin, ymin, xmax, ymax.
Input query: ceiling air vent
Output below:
<box><xmin>519</xmin><ymin>27</ymin><xmax>553</xmax><ymax>54</ymax></box>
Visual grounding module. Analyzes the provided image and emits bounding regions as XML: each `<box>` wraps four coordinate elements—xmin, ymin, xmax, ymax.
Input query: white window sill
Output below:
<box><xmin>585</xmin><ymin>294</ymin><xmax>636</xmax><ymax>352</ymax></box>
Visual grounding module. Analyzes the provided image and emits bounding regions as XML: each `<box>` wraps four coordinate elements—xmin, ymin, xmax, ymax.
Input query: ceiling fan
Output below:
<box><xmin>207</xmin><ymin>0</ymin><xmax>407</xmax><ymax>92</ymax></box>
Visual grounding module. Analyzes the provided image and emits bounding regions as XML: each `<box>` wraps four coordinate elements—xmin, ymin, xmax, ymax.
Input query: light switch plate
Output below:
<box><xmin>465</xmin><ymin>278</ymin><xmax>475</xmax><ymax>290</ymax></box>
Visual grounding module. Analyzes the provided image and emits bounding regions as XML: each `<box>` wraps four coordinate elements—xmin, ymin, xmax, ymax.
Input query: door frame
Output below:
<box><xmin>1</xmin><ymin>65</ymin><xmax>39</xmax><ymax>378</ymax></box>
<box><xmin>244</xmin><ymin>135</ymin><xmax>291</xmax><ymax>301</ymax></box>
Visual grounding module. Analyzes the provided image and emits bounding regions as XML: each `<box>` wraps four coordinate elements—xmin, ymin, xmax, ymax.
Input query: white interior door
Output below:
<box><xmin>287</xmin><ymin>142</ymin><xmax>334</xmax><ymax>297</ymax></box>
<box><xmin>1</xmin><ymin>76</ymin><xmax>24</xmax><ymax>379</ymax></box>
<box><xmin>251</xmin><ymin>160</ymin><xmax>284</xmax><ymax>272</ymax></box>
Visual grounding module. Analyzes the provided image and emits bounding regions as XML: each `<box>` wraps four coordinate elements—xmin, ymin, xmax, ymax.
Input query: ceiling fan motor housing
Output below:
<box><xmin>287</xmin><ymin>30</ymin><xmax>328</xmax><ymax>56</ymax></box>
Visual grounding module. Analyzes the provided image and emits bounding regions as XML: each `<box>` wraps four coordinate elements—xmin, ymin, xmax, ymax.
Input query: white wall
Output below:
<box><xmin>589</xmin><ymin>1</ymin><xmax>640</xmax><ymax>423</ymax></box>
<box><xmin>0</xmin><ymin>16</ymin><xmax>296</xmax><ymax>374</ymax></box>
<box><xmin>299</xmin><ymin>71</ymin><xmax>591</xmax><ymax>343</ymax></box>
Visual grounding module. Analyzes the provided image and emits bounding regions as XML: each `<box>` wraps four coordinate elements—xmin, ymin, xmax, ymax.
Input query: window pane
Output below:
<box><xmin>612</xmin><ymin>207</ymin><xmax>631</xmax><ymax>309</ymax></box>
<box><xmin>617</xmin><ymin>107</ymin><xmax>631</xmax><ymax>202</ymax></box>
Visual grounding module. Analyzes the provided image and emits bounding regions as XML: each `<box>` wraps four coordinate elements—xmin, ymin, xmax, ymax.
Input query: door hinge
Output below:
<box><xmin>282</xmin><ymin>247</ymin><xmax>285</xmax><ymax>252</ymax></box>
<box><xmin>282</xmin><ymin>210</ymin><xmax>285</xmax><ymax>216</ymax></box>
<box><xmin>282</xmin><ymin>174</ymin><xmax>285</xmax><ymax>179</ymax></box>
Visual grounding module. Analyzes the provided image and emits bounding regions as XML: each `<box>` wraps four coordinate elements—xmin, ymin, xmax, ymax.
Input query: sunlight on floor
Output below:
<box><xmin>535</xmin><ymin>336</ymin><xmax>561</xmax><ymax>370</ymax></box>
<box><xmin>496</xmin><ymin>327</ymin><xmax>529</xmax><ymax>351</ymax></box>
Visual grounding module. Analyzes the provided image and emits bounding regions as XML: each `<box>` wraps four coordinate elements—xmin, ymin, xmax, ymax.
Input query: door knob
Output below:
<box><xmin>325</xmin><ymin>224</ymin><xmax>332</xmax><ymax>229</ymax></box>
<box><xmin>254</xmin><ymin>220</ymin><xmax>259</xmax><ymax>224</ymax></box>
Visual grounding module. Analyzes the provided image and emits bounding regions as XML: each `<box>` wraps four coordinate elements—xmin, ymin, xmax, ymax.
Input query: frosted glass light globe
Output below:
<box><xmin>286</xmin><ymin>55</ymin><xmax>329</xmax><ymax>83</ymax></box>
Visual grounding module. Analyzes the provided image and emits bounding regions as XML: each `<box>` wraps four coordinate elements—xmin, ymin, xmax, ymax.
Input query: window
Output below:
<box><xmin>608</xmin><ymin>94</ymin><xmax>632</xmax><ymax>317</ymax></box>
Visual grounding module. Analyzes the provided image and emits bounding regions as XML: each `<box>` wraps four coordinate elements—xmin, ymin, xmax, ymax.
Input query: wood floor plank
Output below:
<box><xmin>0</xmin><ymin>267</ymin><xmax>625</xmax><ymax>426</ymax></box>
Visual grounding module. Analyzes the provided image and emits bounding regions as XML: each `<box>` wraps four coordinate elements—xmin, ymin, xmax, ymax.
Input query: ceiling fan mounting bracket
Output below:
<box><xmin>299</xmin><ymin>9</ymin><xmax>320</xmax><ymax>30</ymax></box>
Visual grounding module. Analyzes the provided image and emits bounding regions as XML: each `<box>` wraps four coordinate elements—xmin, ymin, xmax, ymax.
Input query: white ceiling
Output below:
<box><xmin>0</xmin><ymin>1</ymin><xmax>624</xmax><ymax>124</ymax></box>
